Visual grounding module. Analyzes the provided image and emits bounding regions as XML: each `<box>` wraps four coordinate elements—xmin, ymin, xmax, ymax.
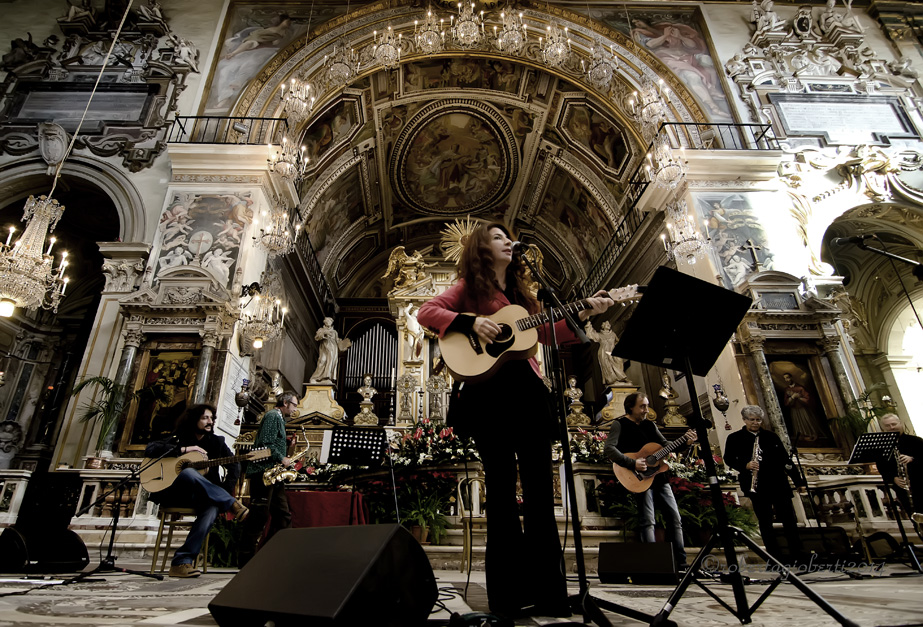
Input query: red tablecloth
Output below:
<box><xmin>288</xmin><ymin>491</ymin><xmax>368</xmax><ymax>527</ymax></box>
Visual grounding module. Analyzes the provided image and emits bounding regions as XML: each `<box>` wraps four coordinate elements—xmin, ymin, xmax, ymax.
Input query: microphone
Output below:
<box><xmin>510</xmin><ymin>241</ymin><xmax>526</xmax><ymax>255</ymax></box>
<box><xmin>832</xmin><ymin>234</ymin><xmax>876</xmax><ymax>246</ymax></box>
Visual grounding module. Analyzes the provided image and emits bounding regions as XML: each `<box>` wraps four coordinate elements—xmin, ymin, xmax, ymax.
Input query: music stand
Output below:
<box><xmin>320</xmin><ymin>427</ymin><xmax>388</xmax><ymax>466</ymax></box>
<box><xmin>848</xmin><ymin>432</ymin><xmax>922</xmax><ymax>572</ymax></box>
<box><xmin>612</xmin><ymin>266</ymin><xmax>857</xmax><ymax>627</ymax></box>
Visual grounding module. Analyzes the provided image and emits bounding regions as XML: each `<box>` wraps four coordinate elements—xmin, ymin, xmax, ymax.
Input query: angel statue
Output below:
<box><xmin>309</xmin><ymin>317</ymin><xmax>352</xmax><ymax>383</ymax></box>
<box><xmin>584</xmin><ymin>320</ymin><xmax>632</xmax><ymax>386</ymax></box>
<box><xmin>381</xmin><ymin>246</ymin><xmax>435</xmax><ymax>290</ymax></box>
<box><xmin>398</xmin><ymin>302</ymin><xmax>425</xmax><ymax>361</ymax></box>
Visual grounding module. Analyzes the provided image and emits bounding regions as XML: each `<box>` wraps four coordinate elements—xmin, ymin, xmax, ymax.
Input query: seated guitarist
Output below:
<box><xmin>418</xmin><ymin>222</ymin><xmax>614</xmax><ymax>620</ymax></box>
<box><xmin>144</xmin><ymin>403</ymin><xmax>249</xmax><ymax>578</ymax></box>
<box><xmin>604</xmin><ymin>392</ymin><xmax>696</xmax><ymax>569</ymax></box>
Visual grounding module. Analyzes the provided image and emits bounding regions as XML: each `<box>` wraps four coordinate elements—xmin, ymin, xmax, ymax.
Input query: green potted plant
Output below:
<box><xmin>71</xmin><ymin>375</ymin><xmax>139</xmax><ymax>465</ymax></box>
<box><xmin>403</xmin><ymin>491</ymin><xmax>449</xmax><ymax>545</ymax></box>
<box><xmin>833</xmin><ymin>383</ymin><xmax>893</xmax><ymax>447</ymax></box>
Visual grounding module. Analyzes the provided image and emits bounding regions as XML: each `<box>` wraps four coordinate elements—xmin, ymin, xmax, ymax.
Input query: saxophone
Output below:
<box><xmin>895</xmin><ymin>446</ymin><xmax>914</xmax><ymax>512</ymax></box>
<box><xmin>262</xmin><ymin>430</ymin><xmax>312</xmax><ymax>486</ymax></box>
<box><xmin>750</xmin><ymin>436</ymin><xmax>762</xmax><ymax>494</ymax></box>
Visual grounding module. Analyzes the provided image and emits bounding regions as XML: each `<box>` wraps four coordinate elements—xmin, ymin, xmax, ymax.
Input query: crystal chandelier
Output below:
<box><xmin>0</xmin><ymin>195</ymin><xmax>70</xmax><ymax>316</ymax></box>
<box><xmin>253</xmin><ymin>197</ymin><xmax>302</xmax><ymax>257</ymax></box>
<box><xmin>280</xmin><ymin>77</ymin><xmax>315</xmax><ymax>123</ymax></box>
<box><xmin>627</xmin><ymin>77</ymin><xmax>669</xmax><ymax>134</ymax></box>
<box><xmin>324</xmin><ymin>38</ymin><xmax>360</xmax><ymax>88</ymax></box>
<box><xmin>238</xmin><ymin>276</ymin><xmax>287</xmax><ymax>350</ymax></box>
<box><xmin>645</xmin><ymin>129</ymin><xmax>687</xmax><ymax>190</ymax></box>
<box><xmin>583</xmin><ymin>36</ymin><xmax>618</xmax><ymax>91</ymax></box>
<box><xmin>373</xmin><ymin>26</ymin><xmax>403</xmax><ymax>69</ymax></box>
<box><xmin>451</xmin><ymin>2</ymin><xmax>484</xmax><ymax>48</ymax></box>
<box><xmin>492</xmin><ymin>8</ymin><xmax>527</xmax><ymax>54</ymax></box>
<box><xmin>267</xmin><ymin>134</ymin><xmax>308</xmax><ymax>182</ymax></box>
<box><xmin>662</xmin><ymin>197</ymin><xmax>706</xmax><ymax>265</ymax></box>
<box><xmin>415</xmin><ymin>6</ymin><xmax>446</xmax><ymax>55</ymax></box>
<box><xmin>539</xmin><ymin>24</ymin><xmax>570</xmax><ymax>67</ymax></box>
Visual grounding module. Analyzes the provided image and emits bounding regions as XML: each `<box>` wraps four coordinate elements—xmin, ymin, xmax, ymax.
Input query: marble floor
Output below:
<box><xmin>0</xmin><ymin>558</ymin><xmax>921</xmax><ymax>627</ymax></box>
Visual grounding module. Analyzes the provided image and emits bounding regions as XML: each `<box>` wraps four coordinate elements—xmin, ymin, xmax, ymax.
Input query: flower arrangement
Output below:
<box><xmin>388</xmin><ymin>417</ymin><xmax>480</xmax><ymax>467</ymax></box>
<box><xmin>567</xmin><ymin>428</ymin><xmax>609</xmax><ymax>465</ymax></box>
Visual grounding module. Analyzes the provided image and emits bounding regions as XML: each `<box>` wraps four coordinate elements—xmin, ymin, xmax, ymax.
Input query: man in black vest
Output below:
<box><xmin>724</xmin><ymin>405</ymin><xmax>802</xmax><ymax>559</ymax></box>
<box><xmin>604</xmin><ymin>392</ymin><xmax>696</xmax><ymax>568</ymax></box>
<box><xmin>877</xmin><ymin>413</ymin><xmax>923</xmax><ymax>526</ymax></box>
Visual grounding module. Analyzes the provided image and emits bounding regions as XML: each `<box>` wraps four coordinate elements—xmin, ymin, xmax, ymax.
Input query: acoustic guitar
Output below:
<box><xmin>438</xmin><ymin>285</ymin><xmax>640</xmax><ymax>382</ymax></box>
<box><xmin>140</xmin><ymin>448</ymin><xmax>270</xmax><ymax>493</ymax></box>
<box><xmin>612</xmin><ymin>431</ymin><xmax>696</xmax><ymax>493</ymax></box>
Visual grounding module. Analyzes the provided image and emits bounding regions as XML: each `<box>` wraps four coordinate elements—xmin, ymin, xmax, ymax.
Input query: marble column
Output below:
<box><xmin>192</xmin><ymin>330</ymin><xmax>219</xmax><ymax>404</ymax></box>
<box><xmin>745</xmin><ymin>335</ymin><xmax>793</xmax><ymax>451</ymax></box>
<box><xmin>820</xmin><ymin>335</ymin><xmax>857</xmax><ymax>410</ymax></box>
<box><xmin>101</xmin><ymin>327</ymin><xmax>145</xmax><ymax>453</ymax></box>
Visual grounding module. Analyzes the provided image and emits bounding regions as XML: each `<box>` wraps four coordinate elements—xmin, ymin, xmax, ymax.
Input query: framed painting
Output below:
<box><xmin>767</xmin><ymin>356</ymin><xmax>836</xmax><ymax>449</ymax></box>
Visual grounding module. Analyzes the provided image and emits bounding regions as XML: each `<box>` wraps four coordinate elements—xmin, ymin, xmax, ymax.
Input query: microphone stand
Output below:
<box><xmin>853</xmin><ymin>241</ymin><xmax>923</xmax><ymax>281</ymax></box>
<box><xmin>518</xmin><ymin>251</ymin><xmax>656</xmax><ymax>626</ymax></box>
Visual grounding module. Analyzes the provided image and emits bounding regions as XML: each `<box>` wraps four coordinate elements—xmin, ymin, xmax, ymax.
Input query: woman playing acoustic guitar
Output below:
<box><xmin>417</xmin><ymin>222</ymin><xmax>614</xmax><ymax>619</ymax></box>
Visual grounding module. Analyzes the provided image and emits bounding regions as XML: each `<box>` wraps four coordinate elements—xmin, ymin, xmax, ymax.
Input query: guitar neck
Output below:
<box><xmin>517</xmin><ymin>300</ymin><xmax>592</xmax><ymax>331</ymax></box>
<box><xmin>188</xmin><ymin>453</ymin><xmax>252</xmax><ymax>470</ymax></box>
<box><xmin>650</xmin><ymin>435</ymin><xmax>690</xmax><ymax>463</ymax></box>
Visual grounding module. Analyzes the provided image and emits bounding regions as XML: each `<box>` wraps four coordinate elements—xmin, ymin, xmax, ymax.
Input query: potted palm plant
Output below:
<box><xmin>403</xmin><ymin>491</ymin><xmax>449</xmax><ymax>545</ymax></box>
<box><xmin>71</xmin><ymin>376</ymin><xmax>137</xmax><ymax>467</ymax></box>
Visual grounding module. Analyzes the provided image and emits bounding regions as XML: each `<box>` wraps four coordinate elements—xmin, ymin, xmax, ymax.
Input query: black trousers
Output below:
<box><xmin>750</xmin><ymin>490</ymin><xmax>801</xmax><ymax>558</ymax></box>
<box><xmin>460</xmin><ymin>361</ymin><xmax>567</xmax><ymax>613</ymax></box>
<box><xmin>239</xmin><ymin>475</ymin><xmax>292</xmax><ymax>565</ymax></box>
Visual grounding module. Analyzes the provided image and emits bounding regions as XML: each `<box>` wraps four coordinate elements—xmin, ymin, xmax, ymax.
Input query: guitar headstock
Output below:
<box><xmin>247</xmin><ymin>448</ymin><xmax>272</xmax><ymax>461</ymax></box>
<box><xmin>606</xmin><ymin>284</ymin><xmax>642</xmax><ymax>306</ymax></box>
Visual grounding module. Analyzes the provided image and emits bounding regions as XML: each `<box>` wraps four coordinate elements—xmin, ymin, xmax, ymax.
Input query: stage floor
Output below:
<box><xmin>0</xmin><ymin>561</ymin><xmax>921</xmax><ymax>626</ymax></box>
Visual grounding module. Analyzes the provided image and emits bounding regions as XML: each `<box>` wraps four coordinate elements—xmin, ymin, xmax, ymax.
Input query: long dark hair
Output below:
<box><xmin>174</xmin><ymin>403</ymin><xmax>217</xmax><ymax>437</ymax></box>
<box><xmin>458</xmin><ymin>222</ymin><xmax>538</xmax><ymax>313</ymax></box>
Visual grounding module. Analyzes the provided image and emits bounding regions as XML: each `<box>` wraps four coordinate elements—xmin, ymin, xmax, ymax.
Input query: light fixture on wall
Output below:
<box><xmin>583</xmin><ymin>36</ymin><xmax>618</xmax><ymax>91</ymax></box>
<box><xmin>415</xmin><ymin>6</ymin><xmax>446</xmax><ymax>55</ymax></box>
<box><xmin>0</xmin><ymin>0</ymin><xmax>136</xmax><ymax>317</ymax></box>
<box><xmin>492</xmin><ymin>7</ymin><xmax>527</xmax><ymax>54</ymax></box>
<box><xmin>539</xmin><ymin>23</ymin><xmax>571</xmax><ymax>67</ymax></box>
<box><xmin>267</xmin><ymin>134</ymin><xmax>308</xmax><ymax>182</ymax></box>
<box><xmin>254</xmin><ymin>196</ymin><xmax>302</xmax><ymax>257</ymax></box>
<box><xmin>451</xmin><ymin>2</ymin><xmax>484</xmax><ymax>48</ymax></box>
<box><xmin>661</xmin><ymin>196</ymin><xmax>706</xmax><ymax>265</ymax></box>
<box><xmin>238</xmin><ymin>276</ymin><xmax>287</xmax><ymax>350</ymax></box>
<box><xmin>372</xmin><ymin>26</ymin><xmax>403</xmax><ymax>69</ymax></box>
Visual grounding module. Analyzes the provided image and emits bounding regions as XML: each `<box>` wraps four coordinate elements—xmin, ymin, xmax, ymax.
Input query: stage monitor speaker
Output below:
<box><xmin>0</xmin><ymin>526</ymin><xmax>88</xmax><ymax>573</ymax></box>
<box><xmin>597</xmin><ymin>542</ymin><xmax>677</xmax><ymax>585</ymax></box>
<box><xmin>775</xmin><ymin>526</ymin><xmax>856</xmax><ymax>563</ymax></box>
<box><xmin>209</xmin><ymin>524</ymin><xmax>437</xmax><ymax>627</ymax></box>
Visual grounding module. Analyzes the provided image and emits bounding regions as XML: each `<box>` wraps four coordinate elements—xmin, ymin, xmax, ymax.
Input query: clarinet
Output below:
<box><xmin>750</xmin><ymin>436</ymin><xmax>762</xmax><ymax>494</ymax></box>
<box><xmin>895</xmin><ymin>446</ymin><xmax>915</xmax><ymax>512</ymax></box>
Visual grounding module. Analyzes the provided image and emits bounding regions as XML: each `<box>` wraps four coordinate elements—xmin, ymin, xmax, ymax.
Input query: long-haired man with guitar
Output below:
<box><xmin>417</xmin><ymin>222</ymin><xmax>615</xmax><ymax>620</ymax></box>
<box><xmin>604</xmin><ymin>392</ymin><xmax>697</xmax><ymax>570</ymax></box>
<box><xmin>143</xmin><ymin>403</ymin><xmax>250</xmax><ymax>578</ymax></box>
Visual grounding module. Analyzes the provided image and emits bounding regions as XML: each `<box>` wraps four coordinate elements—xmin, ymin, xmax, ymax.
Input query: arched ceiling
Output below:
<box><xmin>230</xmin><ymin>0</ymin><xmax>713</xmax><ymax>299</ymax></box>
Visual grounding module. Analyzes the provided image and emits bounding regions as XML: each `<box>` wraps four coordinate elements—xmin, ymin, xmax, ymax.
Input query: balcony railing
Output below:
<box><xmin>580</xmin><ymin>122</ymin><xmax>778</xmax><ymax>296</ymax></box>
<box><xmin>167</xmin><ymin>116</ymin><xmax>288</xmax><ymax>145</ymax></box>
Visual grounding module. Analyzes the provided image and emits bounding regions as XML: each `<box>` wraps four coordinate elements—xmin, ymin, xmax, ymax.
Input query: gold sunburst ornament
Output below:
<box><xmin>440</xmin><ymin>215</ymin><xmax>481</xmax><ymax>264</ymax></box>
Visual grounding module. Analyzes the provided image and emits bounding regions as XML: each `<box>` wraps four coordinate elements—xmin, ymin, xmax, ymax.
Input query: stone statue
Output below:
<box><xmin>354</xmin><ymin>374</ymin><xmax>379</xmax><ymax>425</ymax></box>
<box><xmin>38</xmin><ymin>123</ymin><xmax>69</xmax><ymax>176</ymax></box>
<box><xmin>309</xmin><ymin>317</ymin><xmax>351</xmax><ymax>383</ymax></box>
<box><xmin>358</xmin><ymin>374</ymin><xmax>377</xmax><ymax>402</ymax></box>
<box><xmin>584</xmin><ymin>320</ymin><xmax>631</xmax><ymax>385</ymax></box>
<box><xmin>139</xmin><ymin>0</ymin><xmax>166</xmax><ymax>25</ymax></box>
<box><xmin>381</xmin><ymin>246</ymin><xmax>435</xmax><ymax>290</ymax></box>
<box><xmin>169</xmin><ymin>34</ymin><xmax>199</xmax><ymax>72</ymax></box>
<box><xmin>0</xmin><ymin>421</ymin><xmax>23</xmax><ymax>470</ymax></box>
<box><xmin>62</xmin><ymin>0</ymin><xmax>94</xmax><ymax>22</ymax></box>
<box><xmin>818</xmin><ymin>0</ymin><xmax>862</xmax><ymax>35</ymax></box>
<box><xmin>398</xmin><ymin>302</ymin><xmax>424</xmax><ymax>361</ymax></box>
<box><xmin>751</xmin><ymin>0</ymin><xmax>785</xmax><ymax>34</ymax></box>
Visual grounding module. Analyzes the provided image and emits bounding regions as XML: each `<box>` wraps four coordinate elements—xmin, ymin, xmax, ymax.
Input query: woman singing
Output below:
<box><xmin>417</xmin><ymin>222</ymin><xmax>614</xmax><ymax>619</ymax></box>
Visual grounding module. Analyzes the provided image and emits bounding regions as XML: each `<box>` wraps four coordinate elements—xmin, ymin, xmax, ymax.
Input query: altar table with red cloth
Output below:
<box><xmin>287</xmin><ymin>491</ymin><xmax>368</xmax><ymax>527</ymax></box>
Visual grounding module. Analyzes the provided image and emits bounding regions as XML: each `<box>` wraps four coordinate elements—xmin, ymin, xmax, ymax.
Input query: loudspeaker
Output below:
<box><xmin>597</xmin><ymin>542</ymin><xmax>677</xmax><ymax>584</ymax></box>
<box><xmin>775</xmin><ymin>526</ymin><xmax>856</xmax><ymax>563</ymax></box>
<box><xmin>209</xmin><ymin>524</ymin><xmax>437</xmax><ymax>626</ymax></box>
<box><xmin>0</xmin><ymin>526</ymin><xmax>89</xmax><ymax>573</ymax></box>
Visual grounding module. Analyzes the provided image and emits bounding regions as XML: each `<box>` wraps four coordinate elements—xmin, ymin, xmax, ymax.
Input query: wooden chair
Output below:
<box><xmin>150</xmin><ymin>507</ymin><xmax>209</xmax><ymax>574</ymax></box>
<box><xmin>457</xmin><ymin>476</ymin><xmax>487</xmax><ymax>572</ymax></box>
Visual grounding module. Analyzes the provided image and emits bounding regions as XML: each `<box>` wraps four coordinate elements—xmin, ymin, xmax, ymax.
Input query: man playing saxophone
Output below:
<box><xmin>877</xmin><ymin>414</ymin><xmax>923</xmax><ymax>528</ymax></box>
<box><xmin>725</xmin><ymin>405</ymin><xmax>803</xmax><ymax>559</ymax></box>
<box><xmin>239</xmin><ymin>391</ymin><xmax>299</xmax><ymax>566</ymax></box>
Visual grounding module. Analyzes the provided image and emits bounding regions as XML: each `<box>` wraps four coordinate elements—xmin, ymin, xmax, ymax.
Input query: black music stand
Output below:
<box><xmin>320</xmin><ymin>426</ymin><xmax>388</xmax><ymax>467</ymax></box>
<box><xmin>612</xmin><ymin>266</ymin><xmax>857</xmax><ymax>627</ymax></box>
<box><xmin>849</xmin><ymin>432</ymin><xmax>922</xmax><ymax>572</ymax></box>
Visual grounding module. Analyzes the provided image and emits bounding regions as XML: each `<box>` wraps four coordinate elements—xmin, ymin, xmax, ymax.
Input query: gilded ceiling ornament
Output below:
<box><xmin>439</xmin><ymin>215</ymin><xmax>480</xmax><ymax>264</ymax></box>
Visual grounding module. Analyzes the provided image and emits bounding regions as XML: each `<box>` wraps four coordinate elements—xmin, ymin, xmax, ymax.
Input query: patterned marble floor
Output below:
<box><xmin>0</xmin><ymin>561</ymin><xmax>921</xmax><ymax>626</ymax></box>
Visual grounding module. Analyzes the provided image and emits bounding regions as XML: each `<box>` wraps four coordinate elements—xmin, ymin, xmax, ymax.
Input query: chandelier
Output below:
<box><xmin>583</xmin><ymin>36</ymin><xmax>618</xmax><ymax>91</ymax></box>
<box><xmin>492</xmin><ymin>8</ymin><xmax>527</xmax><ymax>54</ymax></box>
<box><xmin>267</xmin><ymin>133</ymin><xmax>308</xmax><ymax>182</ymax></box>
<box><xmin>254</xmin><ymin>197</ymin><xmax>302</xmax><ymax>257</ymax></box>
<box><xmin>238</xmin><ymin>276</ymin><xmax>287</xmax><ymax>350</ymax></box>
<box><xmin>646</xmin><ymin>129</ymin><xmax>687</xmax><ymax>190</ymax></box>
<box><xmin>451</xmin><ymin>2</ymin><xmax>484</xmax><ymax>48</ymax></box>
<box><xmin>324</xmin><ymin>38</ymin><xmax>360</xmax><ymax>88</ymax></box>
<box><xmin>280</xmin><ymin>77</ymin><xmax>315</xmax><ymax>123</ymax></box>
<box><xmin>0</xmin><ymin>195</ymin><xmax>70</xmax><ymax>317</ymax></box>
<box><xmin>628</xmin><ymin>77</ymin><xmax>669</xmax><ymax>134</ymax></box>
<box><xmin>373</xmin><ymin>26</ymin><xmax>403</xmax><ymax>69</ymax></box>
<box><xmin>539</xmin><ymin>24</ymin><xmax>571</xmax><ymax>67</ymax></box>
<box><xmin>662</xmin><ymin>197</ymin><xmax>706</xmax><ymax>265</ymax></box>
<box><xmin>415</xmin><ymin>7</ymin><xmax>446</xmax><ymax>55</ymax></box>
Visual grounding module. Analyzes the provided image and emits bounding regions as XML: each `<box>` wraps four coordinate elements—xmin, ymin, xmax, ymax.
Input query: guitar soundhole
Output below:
<box><xmin>486</xmin><ymin>324</ymin><xmax>515</xmax><ymax>358</ymax></box>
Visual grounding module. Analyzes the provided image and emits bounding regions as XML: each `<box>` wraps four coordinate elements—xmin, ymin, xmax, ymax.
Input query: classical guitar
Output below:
<box><xmin>612</xmin><ymin>431</ymin><xmax>695</xmax><ymax>493</ymax></box>
<box><xmin>140</xmin><ymin>448</ymin><xmax>270</xmax><ymax>493</ymax></box>
<box><xmin>438</xmin><ymin>285</ymin><xmax>641</xmax><ymax>382</ymax></box>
